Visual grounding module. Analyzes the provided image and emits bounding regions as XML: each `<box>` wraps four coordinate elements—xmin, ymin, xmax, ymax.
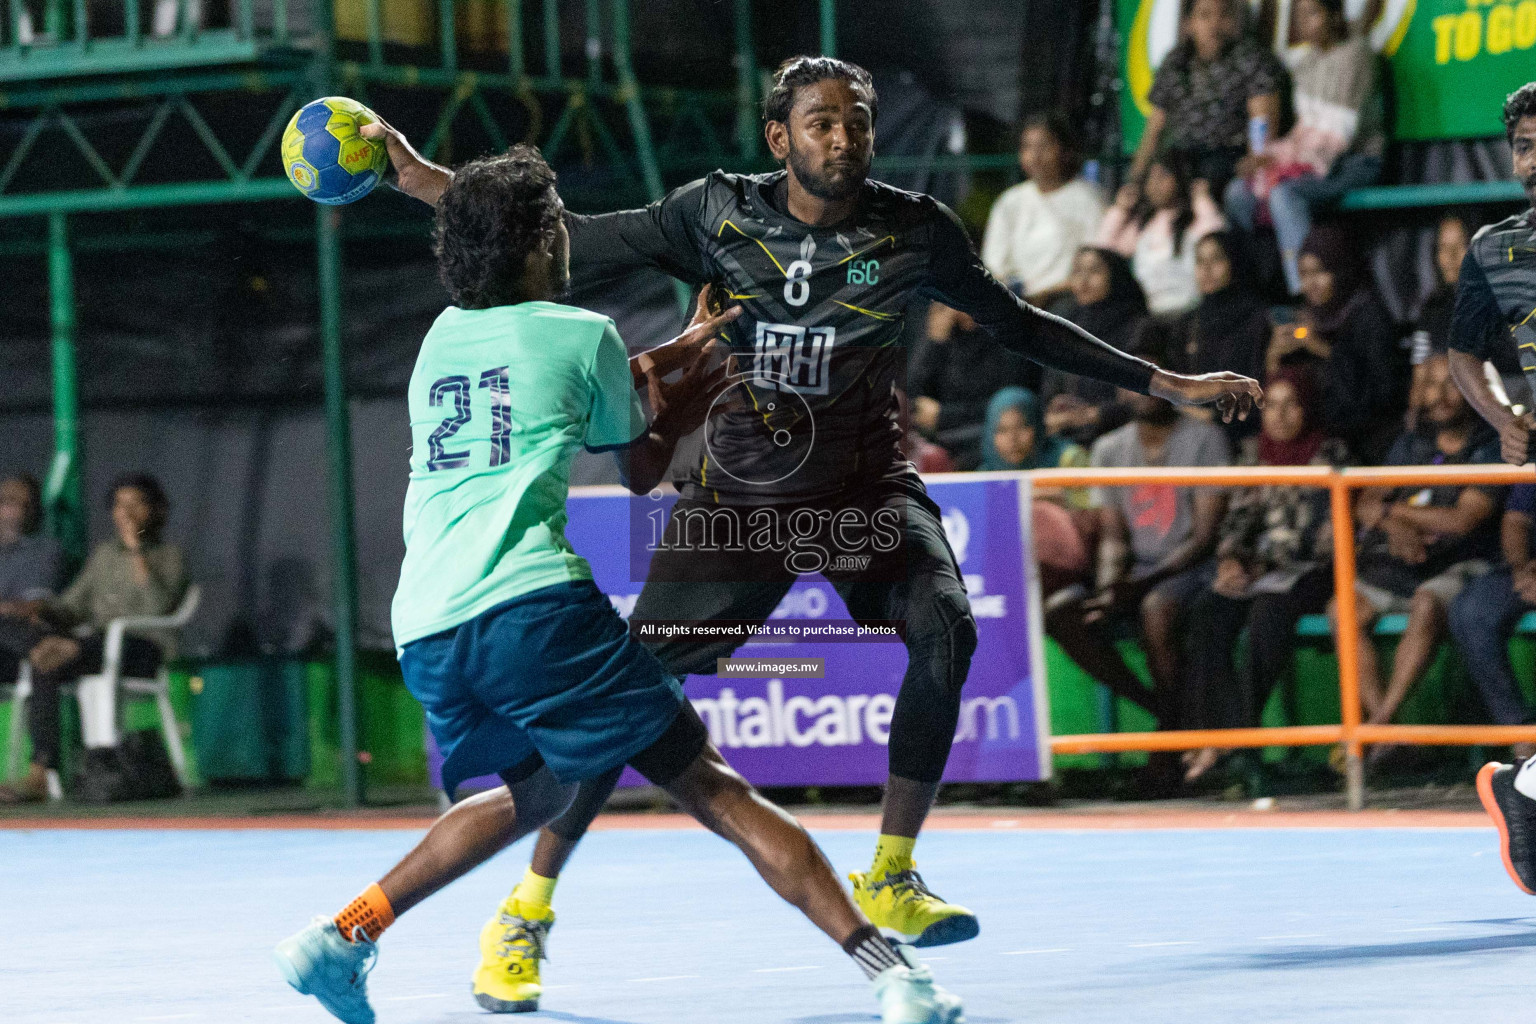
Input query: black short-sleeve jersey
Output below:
<box><xmin>567</xmin><ymin>170</ymin><xmax>1156</xmax><ymax>504</ymax></box>
<box><xmin>1451</xmin><ymin>210</ymin><xmax>1536</xmax><ymax>374</ymax></box>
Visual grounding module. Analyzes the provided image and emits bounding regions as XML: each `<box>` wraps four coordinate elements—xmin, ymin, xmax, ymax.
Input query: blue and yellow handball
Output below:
<box><xmin>281</xmin><ymin>97</ymin><xmax>387</xmax><ymax>205</ymax></box>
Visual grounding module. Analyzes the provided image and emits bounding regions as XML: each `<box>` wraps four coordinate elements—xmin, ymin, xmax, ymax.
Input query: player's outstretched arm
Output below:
<box><xmin>925</xmin><ymin>201</ymin><xmax>1262</xmax><ymax>419</ymax></box>
<box><xmin>359</xmin><ymin>118</ymin><xmax>452</xmax><ymax>206</ymax></box>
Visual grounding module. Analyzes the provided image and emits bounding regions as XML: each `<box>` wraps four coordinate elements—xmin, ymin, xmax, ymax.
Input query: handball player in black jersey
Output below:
<box><xmin>365</xmin><ymin>56</ymin><xmax>1261</xmax><ymax>1008</ymax></box>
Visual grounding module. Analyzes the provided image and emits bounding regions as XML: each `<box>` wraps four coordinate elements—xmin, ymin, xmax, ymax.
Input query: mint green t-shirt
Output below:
<box><xmin>391</xmin><ymin>302</ymin><xmax>645</xmax><ymax>648</ymax></box>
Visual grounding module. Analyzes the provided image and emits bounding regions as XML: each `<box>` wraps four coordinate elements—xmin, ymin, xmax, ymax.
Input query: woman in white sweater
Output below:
<box><xmin>1097</xmin><ymin>151</ymin><xmax>1226</xmax><ymax>316</ymax></box>
<box><xmin>981</xmin><ymin>111</ymin><xmax>1105</xmax><ymax>309</ymax></box>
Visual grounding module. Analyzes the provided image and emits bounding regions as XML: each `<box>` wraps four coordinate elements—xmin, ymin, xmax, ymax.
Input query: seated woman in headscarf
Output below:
<box><xmin>1268</xmin><ymin>224</ymin><xmax>1405</xmax><ymax>464</ymax></box>
<box><xmin>984</xmin><ymin>387</ymin><xmax>1090</xmax><ymax>480</ymax></box>
<box><xmin>1178</xmin><ymin>367</ymin><xmax>1348</xmax><ymax>783</ymax></box>
<box><xmin>1041</xmin><ymin>246</ymin><xmax>1149</xmax><ymax>448</ymax></box>
<box><xmin>982</xmin><ymin>387</ymin><xmax>1093</xmax><ymax>597</ymax></box>
<box><xmin>1173</xmin><ymin>231</ymin><xmax>1270</xmax><ymax>443</ymax></box>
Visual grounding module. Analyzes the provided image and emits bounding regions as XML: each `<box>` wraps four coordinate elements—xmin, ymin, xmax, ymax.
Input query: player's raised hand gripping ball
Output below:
<box><xmin>282</xmin><ymin>97</ymin><xmax>387</xmax><ymax>205</ymax></box>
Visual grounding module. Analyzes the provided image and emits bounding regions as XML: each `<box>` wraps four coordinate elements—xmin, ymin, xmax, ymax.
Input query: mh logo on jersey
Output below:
<box><xmin>753</xmin><ymin>322</ymin><xmax>836</xmax><ymax>395</ymax></box>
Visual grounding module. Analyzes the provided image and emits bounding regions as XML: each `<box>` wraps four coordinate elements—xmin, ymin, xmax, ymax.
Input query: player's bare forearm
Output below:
<box><xmin>1449</xmin><ymin>348</ymin><xmax>1534</xmax><ymax>465</ymax></box>
<box><xmin>632</xmin><ymin>291</ymin><xmax>742</xmax><ymax>386</ymax></box>
<box><xmin>617</xmin><ymin>430</ymin><xmax>685</xmax><ymax>495</ymax></box>
<box><xmin>630</xmin><ymin>338</ymin><xmax>707</xmax><ymax>387</ymax></box>
<box><xmin>358</xmin><ymin>120</ymin><xmax>452</xmax><ymax>206</ymax></box>
<box><xmin>1449</xmin><ymin>348</ymin><xmax>1517</xmax><ymax>433</ymax></box>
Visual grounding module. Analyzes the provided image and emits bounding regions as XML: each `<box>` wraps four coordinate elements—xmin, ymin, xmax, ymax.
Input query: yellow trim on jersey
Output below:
<box><xmin>718</xmin><ymin>220</ymin><xmax>789</xmax><ymax>277</ymax></box>
<box><xmin>832</xmin><ymin>299</ymin><xmax>902</xmax><ymax>322</ymax></box>
<box><xmin>727</xmin><ymin>292</ymin><xmax>764</xmax><ymax>300</ymax></box>
<box><xmin>834</xmin><ymin>235</ymin><xmax>896</xmax><ymax>266</ymax></box>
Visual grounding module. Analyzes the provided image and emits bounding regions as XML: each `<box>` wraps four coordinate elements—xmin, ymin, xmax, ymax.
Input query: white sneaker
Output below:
<box><xmin>273</xmin><ymin>916</ymin><xmax>378</xmax><ymax>1024</ymax></box>
<box><xmin>871</xmin><ymin>943</ymin><xmax>965</xmax><ymax>1024</ymax></box>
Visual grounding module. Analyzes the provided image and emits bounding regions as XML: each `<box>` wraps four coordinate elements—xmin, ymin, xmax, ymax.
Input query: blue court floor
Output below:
<box><xmin>1</xmin><ymin>824</ymin><xmax>1529</xmax><ymax>1023</ymax></box>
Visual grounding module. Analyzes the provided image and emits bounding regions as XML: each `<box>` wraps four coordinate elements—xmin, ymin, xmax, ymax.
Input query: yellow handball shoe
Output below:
<box><xmin>850</xmin><ymin>868</ymin><xmax>980</xmax><ymax>948</ymax></box>
<box><xmin>472</xmin><ymin>898</ymin><xmax>553</xmax><ymax>1013</ymax></box>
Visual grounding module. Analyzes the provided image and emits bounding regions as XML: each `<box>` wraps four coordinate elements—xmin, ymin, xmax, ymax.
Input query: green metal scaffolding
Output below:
<box><xmin>0</xmin><ymin>0</ymin><xmax>764</xmax><ymax>806</ymax></box>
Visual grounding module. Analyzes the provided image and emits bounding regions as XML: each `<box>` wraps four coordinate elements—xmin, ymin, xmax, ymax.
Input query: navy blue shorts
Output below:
<box><xmin>401</xmin><ymin>579</ymin><xmax>688</xmax><ymax>796</ymax></box>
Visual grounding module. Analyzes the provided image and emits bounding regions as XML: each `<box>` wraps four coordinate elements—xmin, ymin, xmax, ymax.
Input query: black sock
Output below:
<box><xmin>842</xmin><ymin>924</ymin><xmax>905</xmax><ymax>980</ymax></box>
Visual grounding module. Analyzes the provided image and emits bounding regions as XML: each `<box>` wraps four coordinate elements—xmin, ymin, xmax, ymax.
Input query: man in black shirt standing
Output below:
<box><xmin>1444</xmin><ymin>82</ymin><xmax>1536</xmax><ymax>900</ymax></box>
<box><xmin>367</xmin><ymin>56</ymin><xmax>1261</xmax><ymax>1010</ymax></box>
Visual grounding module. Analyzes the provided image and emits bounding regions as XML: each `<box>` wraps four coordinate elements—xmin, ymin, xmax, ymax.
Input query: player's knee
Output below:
<box><xmin>509</xmin><ymin>772</ymin><xmax>579</xmax><ymax>834</ymax></box>
<box><xmin>670</xmin><ymin>750</ymin><xmax>755</xmax><ymax>836</ymax></box>
<box><xmin>907</xmin><ymin>588</ymin><xmax>976</xmax><ymax>699</ymax></box>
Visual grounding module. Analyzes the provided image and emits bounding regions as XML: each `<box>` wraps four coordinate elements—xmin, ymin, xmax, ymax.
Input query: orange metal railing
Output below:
<box><xmin>1027</xmin><ymin>463</ymin><xmax>1536</xmax><ymax>808</ymax></box>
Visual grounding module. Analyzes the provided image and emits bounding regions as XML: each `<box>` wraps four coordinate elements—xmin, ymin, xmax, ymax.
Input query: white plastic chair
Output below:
<box><xmin>5</xmin><ymin>662</ymin><xmax>66</xmax><ymax>801</ymax></box>
<box><xmin>74</xmin><ymin>585</ymin><xmax>201</xmax><ymax>789</ymax></box>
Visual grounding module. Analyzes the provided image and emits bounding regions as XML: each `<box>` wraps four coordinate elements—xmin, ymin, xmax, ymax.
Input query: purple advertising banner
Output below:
<box><xmin>427</xmin><ymin>474</ymin><xmax>1049</xmax><ymax>791</ymax></box>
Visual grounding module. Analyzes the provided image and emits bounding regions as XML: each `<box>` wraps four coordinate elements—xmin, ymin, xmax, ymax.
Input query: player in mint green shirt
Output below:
<box><xmin>275</xmin><ymin>145</ymin><xmax>963</xmax><ymax>1024</ymax></box>
<box><xmin>391</xmin><ymin>301</ymin><xmax>647</xmax><ymax>647</ymax></box>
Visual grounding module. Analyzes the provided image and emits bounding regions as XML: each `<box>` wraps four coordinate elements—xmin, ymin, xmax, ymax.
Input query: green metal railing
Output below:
<box><xmin>0</xmin><ymin>0</ymin><xmax>773</xmax><ymax>807</ymax></box>
<box><xmin>0</xmin><ymin>0</ymin><xmax>292</xmax><ymax>80</ymax></box>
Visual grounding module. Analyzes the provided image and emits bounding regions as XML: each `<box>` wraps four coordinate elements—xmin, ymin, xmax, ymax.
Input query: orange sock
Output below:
<box><xmin>334</xmin><ymin>883</ymin><xmax>395</xmax><ymax>943</ymax></box>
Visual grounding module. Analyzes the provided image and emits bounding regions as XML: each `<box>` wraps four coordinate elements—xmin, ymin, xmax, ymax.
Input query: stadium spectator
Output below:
<box><xmin>909</xmin><ymin>303</ymin><xmax>1036</xmax><ymax>469</ymax></box>
<box><xmin>1041</xmin><ymin>247</ymin><xmax>1148</xmax><ymax>447</ymax></box>
<box><xmin>1170</xmin><ymin>231</ymin><xmax>1271</xmax><ymax>442</ymax></box>
<box><xmin>1128</xmin><ymin>0</ymin><xmax>1284</xmax><ymax>200</ymax></box>
<box><xmin>982</xmin><ymin>386</ymin><xmax>1090</xmax><ymax>503</ymax></box>
<box><xmin>1177</xmin><ymin>231</ymin><xmax>1269</xmax><ymax>381</ymax></box>
<box><xmin>1413</xmin><ymin>215</ymin><xmax>1472</xmax><ymax>362</ymax></box>
<box><xmin>1178</xmin><ymin>368</ymin><xmax>1346</xmax><ymax>781</ymax></box>
<box><xmin>1268</xmin><ymin>225</ymin><xmax>1404</xmax><ymax>462</ymax></box>
<box><xmin>1098</xmin><ymin>152</ymin><xmax>1225</xmax><ymax>315</ymax></box>
<box><xmin>1330</xmin><ymin>354</ymin><xmax>1501</xmax><ymax>767</ymax></box>
<box><xmin>1044</xmin><ymin>349</ymin><xmax>1231</xmax><ymax>738</ymax></box>
<box><xmin>983</xmin><ymin>387</ymin><xmax>1089</xmax><ymax>476</ymax></box>
<box><xmin>984</xmin><ymin>387</ymin><xmax>1095</xmax><ymax>596</ymax></box>
<box><xmin>895</xmin><ymin>390</ymin><xmax>956</xmax><ymax>475</ymax></box>
<box><xmin>1448</xmin><ymin>484</ymin><xmax>1536</xmax><ymax>758</ymax></box>
<box><xmin>0</xmin><ymin>474</ymin><xmax>187</xmax><ymax>804</ymax></box>
<box><xmin>1224</xmin><ymin>0</ymin><xmax>1386</xmax><ymax>296</ymax></box>
<box><xmin>981</xmin><ymin>112</ymin><xmax>1106</xmax><ymax>308</ymax></box>
<box><xmin>1404</xmin><ymin>216</ymin><xmax>1520</xmax><ymax>428</ymax></box>
<box><xmin>0</xmin><ymin>474</ymin><xmax>66</xmax><ymax>745</ymax></box>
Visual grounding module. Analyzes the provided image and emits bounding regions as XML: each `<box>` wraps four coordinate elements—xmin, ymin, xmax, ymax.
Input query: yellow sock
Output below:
<box><xmin>512</xmin><ymin>867</ymin><xmax>558</xmax><ymax>912</ymax></box>
<box><xmin>871</xmin><ymin>834</ymin><xmax>916</xmax><ymax>879</ymax></box>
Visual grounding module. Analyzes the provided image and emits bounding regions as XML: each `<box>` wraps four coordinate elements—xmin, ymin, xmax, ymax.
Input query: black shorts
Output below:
<box><xmin>629</xmin><ymin>474</ymin><xmax>967</xmax><ymax>676</ymax></box>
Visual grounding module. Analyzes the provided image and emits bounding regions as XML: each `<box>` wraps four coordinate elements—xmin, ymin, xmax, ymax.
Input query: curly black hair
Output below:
<box><xmin>434</xmin><ymin>145</ymin><xmax>561</xmax><ymax>309</ymax></box>
<box><xmin>108</xmin><ymin>472</ymin><xmax>169</xmax><ymax>542</ymax></box>
<box><xmin>761</xmin><ymin>56</ymin><xmax>877</xmax><ymax>126</ymax></box>
<box><xmin>1504</xmin><ymin>82</ymin><xmax>1536</xmax><ymax>143</ymax></box>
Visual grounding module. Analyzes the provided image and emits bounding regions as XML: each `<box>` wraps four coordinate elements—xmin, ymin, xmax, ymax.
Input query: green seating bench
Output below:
<box><xmin>1295</xmin><ymin>610</ymin><xmax>1536</xmax><ymax>637</ymax></box>
<box><xmin>1337</xmin><ymin>180</ymin><xmax>1526</xmax><ymax>211</ymax></box>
